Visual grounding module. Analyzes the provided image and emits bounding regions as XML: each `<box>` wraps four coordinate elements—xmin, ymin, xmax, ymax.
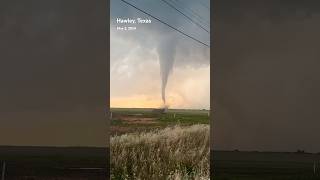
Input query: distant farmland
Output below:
<box><xmin>0</xmin><ymin>146</ymin><xmax>107</xmax><ymax>179</ymax></box>
<box><xmin>213</xmin><ymin>150</ymin><xmax>320</xmax><ymax>180</ymax></box>
<box><xmin>110</xmin><ymin>108</ymin><xmax>209</xmax><ymax>135</ymax></box>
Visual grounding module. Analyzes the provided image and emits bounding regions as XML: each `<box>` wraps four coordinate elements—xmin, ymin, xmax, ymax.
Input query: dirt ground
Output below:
<box><xmin>111</xmin><ymin>114</ymin><xmax>162</xmax><ymax>135</ymax></box>
<box><xmin>119</xmin><ymin>116</ymin><xmax>157</xmax><ymax>124</ymax></box>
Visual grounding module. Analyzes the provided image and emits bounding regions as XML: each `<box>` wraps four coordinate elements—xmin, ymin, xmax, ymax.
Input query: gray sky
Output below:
<box><xmin>0</xmin><ymin>0</ymin><xmax>106</xmax><ymax>147</ymax></box>
<box><xmin>110</xmin><ymin>0</ymin><xmax>210</xmax><ymax>109</ymax></box>
<box><xmin>213</xmin><ymin>0</ymin><xmax>320</xmax><ymax>152</ymax></box>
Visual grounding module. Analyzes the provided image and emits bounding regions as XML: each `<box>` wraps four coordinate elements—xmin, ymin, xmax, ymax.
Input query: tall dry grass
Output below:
<box><xmin>111</xmin><ymin>124</ymin><xmax>210</xmax><ymax>180</ymax></box>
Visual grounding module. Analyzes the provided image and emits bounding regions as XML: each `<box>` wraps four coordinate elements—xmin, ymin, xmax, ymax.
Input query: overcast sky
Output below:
<box><xmin>110</xmin><ymin>0</ymin><xmax>210</xmax><ymax>109</ymax></box>
<box><xmin>213</xmin><ymin>0</ymin><xmax>320</xmax><ymax>152</ymax></box>
<box><xmin>0</xmin><ymin>0</ymin><xmax>106</xmax><ymax>147</ymax></box>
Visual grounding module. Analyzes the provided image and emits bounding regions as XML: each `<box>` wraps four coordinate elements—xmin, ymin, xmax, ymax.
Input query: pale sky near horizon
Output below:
<box><xmin>110</xmin><ymin>0</ymin><xmax>210</xmax><ymax>109</ymax></box>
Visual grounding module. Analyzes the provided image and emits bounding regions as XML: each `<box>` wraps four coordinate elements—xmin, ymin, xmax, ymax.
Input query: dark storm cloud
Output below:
<box><xmin>0</xmin><ymin>0</ymin><xmax>107</xmax><ymax>146</ymax></box>
<box><xmin>213</xmin><ymin>0</ymin><xmax>320</xmax><ymax>152</ymax></box>
<box><xmin>0</xmin><ymin>0</ymin><xmax>106</xmax><ymax>112</ymax></box>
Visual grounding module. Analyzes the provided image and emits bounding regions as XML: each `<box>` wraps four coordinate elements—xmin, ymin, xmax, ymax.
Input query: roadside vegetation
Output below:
<box><xmin>111</xmin><ymin>124</ymin><xmax>210</xmax><ymax>180</ymax></box>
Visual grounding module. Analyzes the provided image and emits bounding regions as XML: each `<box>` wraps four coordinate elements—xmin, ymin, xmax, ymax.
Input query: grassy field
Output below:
<box><xmin>213</xmin><ymin>150</ymin><xmax>320</xmax><ymax>180</ymax></box>
<box><xmin>0</xmin><ymin>146</ymin><xmax>107</xmax><ymax>180</ymax></box>
<box><xmin>111</xmin><ymin>124</ymin><xmax>209</xmax><ymax>179</ymax></box>
<box><xmin>110</xmin><ymin>108</ymin><xmax>210</xmax><ymax>179</ymax></box>
<box><xmin>110</xmin><ymin>108</ymin><xmax>209</xmax><ymax>135</ymax></box>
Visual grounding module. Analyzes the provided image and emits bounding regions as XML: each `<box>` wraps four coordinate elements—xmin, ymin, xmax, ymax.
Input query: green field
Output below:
<box><xmin>110</xmin><ymin>108</ymin><xmax>209</xmax><ymax>135</ymax></box>
<box><xmin>213</xmin><ymin>151</ymin><xmax>320</xmax><ymax>180</ymax></box>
